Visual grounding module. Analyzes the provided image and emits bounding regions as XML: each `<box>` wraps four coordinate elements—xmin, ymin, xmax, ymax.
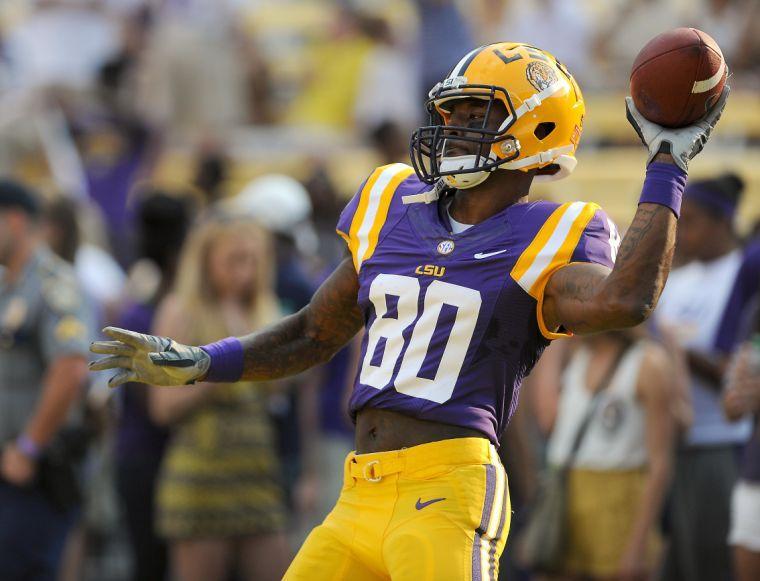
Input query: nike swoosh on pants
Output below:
<box><xmin>415</xmin><ymin>497</ymin><xmax>446</xmax><ymax>510</ymax></box>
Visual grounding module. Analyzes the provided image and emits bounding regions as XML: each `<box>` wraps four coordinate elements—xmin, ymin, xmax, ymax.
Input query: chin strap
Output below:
<box><xmin>500</xmin><ymin>144</ymin><xmax>575</xmax><ymax>171</ymax></box>
<box><xmin>402</xmin><ymin>179</ymin><xmax>449</xmax><ymax>205</ymax></box>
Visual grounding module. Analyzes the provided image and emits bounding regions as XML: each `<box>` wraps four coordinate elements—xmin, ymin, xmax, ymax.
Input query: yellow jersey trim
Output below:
<box><xmin>510</xmin><ymin>201</ymin><xmax>600</xmax><ymax>339</ymax></box>
<box><xmin>344</xmin><ymin>163</ymin><xmax>415</xmax><ymax>272</ymax></box>
<box><xmin>535</xmin><ymin>262</ymin><xmax>578</xmax><ymax>340</ymax></box>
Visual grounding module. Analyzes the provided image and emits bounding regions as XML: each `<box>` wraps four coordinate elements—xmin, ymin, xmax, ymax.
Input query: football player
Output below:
<box><xmin>91</xmin><ymin>43</ymin><xmax>727</xmax><ymax>580</ymax></box>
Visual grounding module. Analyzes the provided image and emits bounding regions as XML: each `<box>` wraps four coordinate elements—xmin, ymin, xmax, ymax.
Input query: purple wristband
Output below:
<box><xmin>638</xmin><ymin>162</ymin><xmax>688</xmax><ymax>218</ymax></box>
<box><xmin>16</xmin><ymin>434</ymin><xmax>42</xmax><ymax>460</ymax></box>
<box><xmin>200</xmin><ymin>337</ymin><xmax>244</xmax><ymax>383</ymax></box>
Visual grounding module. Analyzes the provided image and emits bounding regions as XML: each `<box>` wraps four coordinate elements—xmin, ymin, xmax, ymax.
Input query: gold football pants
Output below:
<box><xmin>284</xmin><ymin>437</ymin><xmax>510</xmax><ymax>580</ymax></box>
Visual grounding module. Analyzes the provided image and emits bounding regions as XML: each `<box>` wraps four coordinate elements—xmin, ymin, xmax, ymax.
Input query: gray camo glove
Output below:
<box><xmin>625</xmin><ymin>86</ymin><xmax>730</xmax><ymax>172</ymax></box>
<box><xmin>89</xmin><ymin>326</ymin><xmax>210</xmax><ymax>388</ymax></box>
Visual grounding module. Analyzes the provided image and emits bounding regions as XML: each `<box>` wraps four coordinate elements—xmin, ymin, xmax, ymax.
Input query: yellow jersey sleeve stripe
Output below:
<box><xmin>510</xmin><ymin>203</ymin><xmax>570</xmax><ymax>283</ymax></box>
<box><xmin>360</xmin><ymin>166</ymin><xmax>415</xmax><ymax>266</ymax></box>
<box><xmin>350</xmin><ymin>163</ymin><xmax>413</xmax><ymax>272</ymax></box>
<box><xmin>535</xmin><ymin>262</ymin><xmax>576</xmax><ymax>341</ymax></box>
<box><xmin>527</xmin><ymin>202</ymin><xmax>598</xmax><ymax>297</ymax></box>
<box><xmin>511</xmin><ymin>201</ymin><xmax>598</xmax><ymax>298</ymax></box>
<box><xmin>520</xmin><ymin>203</ymin><xmax>599</xmax><ymax>341</ymax></box>
<box><xmin>347</xmin><ymin>168</ymin><xmax>384</xmax><ymax>270</ymax></box>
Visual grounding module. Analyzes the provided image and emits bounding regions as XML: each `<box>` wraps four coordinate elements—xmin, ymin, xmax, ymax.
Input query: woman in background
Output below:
<box><xmin>115</xmin><ymin>192</ymin><xmax>193</xmax><ymax>581</ymax></box>
<box><xmin>534</xmin><ymin>330</ymin><xmax>677</xmax><ymax>581</ymax></box>
<box><xmin>150</xmin><ymin>217</ymin><xmax>290</xmax><ymax>581</ymax></box>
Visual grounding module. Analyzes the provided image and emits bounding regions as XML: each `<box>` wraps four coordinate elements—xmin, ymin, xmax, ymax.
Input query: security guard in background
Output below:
<box><xmin>0</xmin><ymin>180</ymin><xmax>92</xmax><ymax>581</ymax></box>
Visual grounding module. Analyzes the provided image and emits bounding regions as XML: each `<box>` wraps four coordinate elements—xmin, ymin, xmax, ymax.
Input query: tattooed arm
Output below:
<box><xmin>542</xmin><ymin>154</ymin><xmax>677</xmax><ymax>335</ymax></box>
<box><xmin>541</xmin><ymin>84</ymin><xmax>730</xmax><ymax>335</ymax></box>
<box><xmin>240</xmin><ymin>257</ymin><xmax>364</xmax><ymax>380</ymax></box>
<box><xmin>89</xmin><ymin>257</ymin><xmax>364</xmax><ymax>387</ymax></box>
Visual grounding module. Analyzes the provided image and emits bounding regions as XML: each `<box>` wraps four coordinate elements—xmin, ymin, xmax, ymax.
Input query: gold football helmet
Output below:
<box><xmin>410</xmin><ymin>42</ymin><xmax>585</xmax><ymax>189</ymax></box>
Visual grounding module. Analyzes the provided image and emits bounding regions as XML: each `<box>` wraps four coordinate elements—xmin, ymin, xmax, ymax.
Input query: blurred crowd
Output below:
<box><xmin>1</xmin><ymin>1</ymin><xmax>760</xmax><ymax>580</ymax></box>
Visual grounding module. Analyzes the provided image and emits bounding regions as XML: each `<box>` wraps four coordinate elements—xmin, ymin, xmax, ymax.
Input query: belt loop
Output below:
<box><xmin>344</xmin><ymin>452</ymin><xmax>358</xmax><ymax>488</ymax></box>
<box><xmin>363</xmin><ymin>460</ymin><xmax>382</xmax><ymax>483</ymax></box>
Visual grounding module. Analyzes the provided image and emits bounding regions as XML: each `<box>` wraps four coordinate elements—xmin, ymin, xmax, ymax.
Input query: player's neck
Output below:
<box><xmin>448</xmin><ymin>169</ymin><xmax>534</xmax><ymax>225</ymax></box>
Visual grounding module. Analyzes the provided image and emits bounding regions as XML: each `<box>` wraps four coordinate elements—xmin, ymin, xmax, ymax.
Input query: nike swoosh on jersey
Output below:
<box><xmin>415</xmin><ymin>497</ymin><xmax>447</xmax><ymax>510</ymax></box>
<box><xmin>473</xmin><ymin>249</ymin><xmax>508</xmax><ymax>259</ymax></box>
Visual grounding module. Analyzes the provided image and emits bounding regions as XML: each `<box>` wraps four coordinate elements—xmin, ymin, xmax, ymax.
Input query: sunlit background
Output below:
<box><xmin>0</xmin><ymin>0</ymin><xmax>758</xmax><ymax>234</ymax></box>
<box><xmin>0</xmin><ymin>2</ymin><xmax>758</xmax><ymax>580</ymax></box>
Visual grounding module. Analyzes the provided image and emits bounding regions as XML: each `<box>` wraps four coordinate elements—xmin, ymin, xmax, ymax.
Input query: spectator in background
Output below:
<box><xmin>78</xmin><ymin>3</ymin><xmax>162</xmax><ymax>262</ymax></box>
<box><xmin>533</xmin><ymin>330</ymin><xmax>676</xmax><ymax>580</ymax></box>
<box><xmin>713</xmin><ymin>211</ymin><xmax>760</xmax><ymax>581</ymax></box>
<box><xmin>295</xmin><ymin>166</ymin><xmax>360</xmax><ymax>536</ymax></box>
<box><xmin>653</xmin><ymin>174</ymin><xmax>750</xmax><ymax>581</ymax></box>
<box><xmin>43</xmin><ymin>196</ymin><xmax>126</xmax><ymax>322</ymax></box>
<box><xmin>478</xmin><ymin>0</ymin><xmax>594</xmax><ymax>87</ymax></box>
<box><xmin>226</xmin><ymin>174</ymin><xmax>319</xmax><ymax>526</ymax></box>
<box><xmin>302</xmin><ymin>163</ymin><xmax>348</xmax><ymax>269</ymax></box>
<box><xmin>135</xmin><ymin>0</ymin><xmax>253</xmax><ymax>135</ymax></box>
<box><xmin>2</xmin><ymin>0</ymin><xmax>120</xmax><ymax>91</ymax></box>
<box><xmin>353</xmin><ymin>15</ymin><xmax>418</xmax><ymax>135</ymax></box>
<box><xmin>369</xmin><ymin>121</ymin><xmax>412</xmax><ymax>166</ymax></box>
<box><xmin>150</xmin><ymin>217</ymin><xmax>289</xmax><ymax>581</ymax></box>
<box><xmin>0</xmin><ymin>179</ymin><xmax>92</xmax><ymax>580</ymax></box>
<box><xmin>42</xmin><ymin>194</ymin><xmax>126</xmax><ymax>581</ymax></box>
<box><xmin>286</xmin><ymin>7</ymin><xmax>374</xmax><ymax>129</ymax></box>
<box><xmin>228</xmin><ymin>174</ymin><xmax>317</xmax><ymax>310</ymax></box>
<box><xmin>42</xmin><ymin>196</ymin><xmax>80</xmax><ymax>265</ymax></box>
<box><xmin>192</xmin><ymin>142</ymin><xmax>229</xmax><ymax>206</ymax></box>
<box><xmin>714</xmin><ymin>180</ymin><xmax>760</xmax><ymax>362</ymax></box>
<box><xmin>723</xmin><ymin>331</ymin><xmax>760</xmax><ymax>581</ymax></box>
<box><xmin>115</xmin><ymin>191</ymin><xmax>194</xmax><ymax>581</ymax></box>
<box><xmin>594</xmin><ymin>0</ymin><xmax>683</xmax><ymax>89</ymax></box>
<box><xmin>73</xmin><ymin>104</ymin><xmax>153</xmax><ymax>264</ymax></box>
<box><xmin>689</xmin><ymin>0</ymin><xmax>760</xmax><ymax>73</ymax></box>
<box><xmin>415</xmin><ymin>0</ymin><xmax>475</xmax><ymax>100</ymax></box>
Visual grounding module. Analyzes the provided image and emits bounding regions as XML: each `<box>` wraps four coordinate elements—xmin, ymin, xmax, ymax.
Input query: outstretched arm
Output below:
<box><xmin>240</xmin><ymin>257</ymin><xmax>363</xmax><ymax>380</ymax></box>
<box><xmin>90</xmin><ymin>258</ymin><xmax>364</xmax><ymax>387</ymax></box>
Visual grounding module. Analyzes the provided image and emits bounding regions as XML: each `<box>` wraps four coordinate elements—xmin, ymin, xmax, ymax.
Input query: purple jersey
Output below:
<box><xmin>337</xmin><ymin>164</ymin><xmax>618</xmax><ymax>444</ymax></box>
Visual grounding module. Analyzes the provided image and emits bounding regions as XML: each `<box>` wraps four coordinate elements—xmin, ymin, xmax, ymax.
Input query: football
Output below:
<box><xmin>630</xmin><ymin>27</ymin><xmax>727</xmax><ymax>128</ymax></box>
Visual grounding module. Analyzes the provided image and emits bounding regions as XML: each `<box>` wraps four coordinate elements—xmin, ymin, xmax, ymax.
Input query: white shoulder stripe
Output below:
<box><xmin>515</xmin><ymin>201</ymin><xmax>587</xmax><ymax>293</ymax></box>
<box><xmin>354</xmin><ymin>163</ymin><xmax>408</xmax><ymax>270</ymax></box>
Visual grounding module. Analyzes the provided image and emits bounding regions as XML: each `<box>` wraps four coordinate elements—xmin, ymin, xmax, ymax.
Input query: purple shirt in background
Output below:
<box><xmin>319</xmin><ymin>347</ymin><xmax>355</xmax><ymax>437</ymax></box>
<box><xmin>714</xmin><ymin>240</ymin><xmax>760</xmax><ymax>483</ymax></box>
<box><xmin>337</xmin><ymin>167</ymin><xmax>617</xmax><ymax>444</ymax></box>
<box><xmin>309</xmin><ymin>263</ymin><xmax>355</xmax><ymax>438</ymax></box>
<box><xmin>714</xmin><ymin>241</ymin><xmax>760</xmax><ymax>354</ymax></box>
<box><xmin>114</xmin><ymin>301</ymin><xmax>168</xmax><ymax>462</ymax></box>
<box><xmin>82</xmin><ymin>119</ymin><xmax>149</xmax><ymax>265</ymax></box>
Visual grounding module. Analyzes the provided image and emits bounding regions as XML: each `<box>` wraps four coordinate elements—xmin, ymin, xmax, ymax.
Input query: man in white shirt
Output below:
<box><xmin>654</xmin><ymin>173</ymin><xmax>750</xmax><ymax>581</ymax></box>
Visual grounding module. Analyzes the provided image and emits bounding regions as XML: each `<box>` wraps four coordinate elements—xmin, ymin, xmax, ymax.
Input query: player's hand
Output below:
<box><xmin>89</xmin><ymin>326</ymin><xmax>210</xmax><ymax>388</ymax></box>
<box><xmin>625</xmin><ymin>85</ymin><xmax>730</xmax><ymax>172</ymax></box>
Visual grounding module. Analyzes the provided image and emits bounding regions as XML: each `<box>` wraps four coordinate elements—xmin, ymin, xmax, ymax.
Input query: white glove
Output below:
<box><xmin>89</xmin><ymin>326</ymin><xmax>210</xmax><ymax>388</ymax></box>
<box><xmin>625</xmin><ymin>86</ymin><xmax>730</xmax><ymax>172</ymax></box>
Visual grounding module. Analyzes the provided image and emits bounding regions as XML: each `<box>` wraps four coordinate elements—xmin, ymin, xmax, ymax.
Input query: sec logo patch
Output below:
<box><xmin>437</xmin><ymin>240</ymin><xmax>455</xmax><ymax>255</ymax></box>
